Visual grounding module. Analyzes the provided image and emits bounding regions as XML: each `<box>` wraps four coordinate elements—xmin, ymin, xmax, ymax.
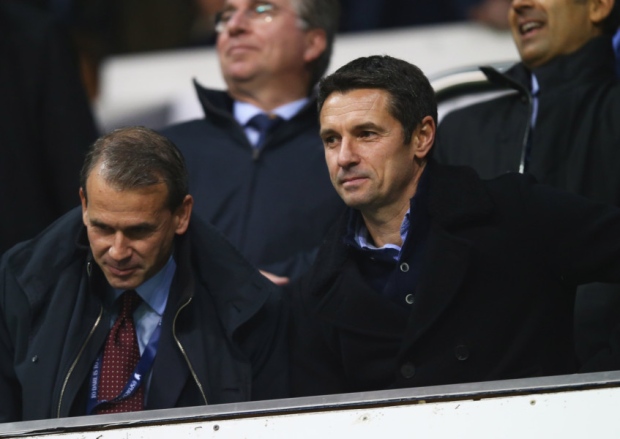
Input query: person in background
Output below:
<box><xmin>0</xmin><ymin>127</ymin><xmax>287</xmax><ymax>422</ymax></box>
<box><xmin>0</xmin><ymin>1</ymin><xmax>98</xmax><ymax>255</ymax></box>
<box><xmin>162</xmin><ymin>0</ymin><xmax>344</xmax><ymax>285</ymax></box>
<box><xmin>435</xmin><ymin>0</ymin><xmax>620</xmax><ymax>369</ymax></box>
<box><xmin>290</xmin><ymin>55</ymin><xmax>620</xmax><ymax>397</ymax></box>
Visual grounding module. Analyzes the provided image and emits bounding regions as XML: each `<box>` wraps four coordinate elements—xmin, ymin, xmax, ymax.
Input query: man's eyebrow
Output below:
<box><xmin>354</xmin><ymin>122</ymin><xmax>383</xmax><ymax>132</ymax></box>
<box><xmin>89</xmin><ymin>218</ymin><xmax>111</xmax><ymax>229</ymax></box>
<box><xmin>319</xmin><ymin>128</ymin><xmax>337</xmax><ymax>138</ymax></box>
<box><xmin>89</xmin><ymin>218</ymin><xmax>157</xmax><ymax>232</ymax></box>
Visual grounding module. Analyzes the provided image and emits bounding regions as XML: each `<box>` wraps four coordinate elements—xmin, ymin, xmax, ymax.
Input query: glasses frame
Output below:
<box><xmin>214</xmin><ymin>1</ymin><xmax>308</xmax><ymax>33</ymax></box>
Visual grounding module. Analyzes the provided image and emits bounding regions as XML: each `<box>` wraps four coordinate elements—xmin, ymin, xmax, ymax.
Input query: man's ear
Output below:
<box><xmin>412</xmin><ymin>116</ymin><xmax>436</xmax><ymax>160</ymax></box>
<box><xmin>174</xmin><ymin>195</ymin><xmax>194</xmax><ymax>235</ymax></box>
<box><xmin>303</xmin><ymin>28</ymin><xmax>327</xmax><ymax>64</ymax></box>
<box><xmin>590</xmin><ymin>0</ymin><xmax>614</xmax><ymax>26</ymax></box>
<box><xmin>79</xmin><ymin>187</ymin><xmax>88</xmax><ymax>226</ymax></box>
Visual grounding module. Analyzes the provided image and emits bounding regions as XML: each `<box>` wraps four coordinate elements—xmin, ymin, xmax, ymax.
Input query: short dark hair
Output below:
<box><xmin>317</xmin><ymin>55</ymin><xmax>437</xmax><ymax>145</ymax></box>
<box><xmin>293</xmin><ymin>0</ymin><xmax>340</xmax><ymax>87</ymax></box>
<box><xmin>80</xmin><ymin>126</ymin><xmax>189</xmax><ymax>211</ymax></box>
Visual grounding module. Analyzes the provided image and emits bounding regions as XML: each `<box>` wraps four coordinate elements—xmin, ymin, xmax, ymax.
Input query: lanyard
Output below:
<box><xmin>86</xmin><ymin>322</ymin><xmax>162</xmax><ymax>414</ymax></box>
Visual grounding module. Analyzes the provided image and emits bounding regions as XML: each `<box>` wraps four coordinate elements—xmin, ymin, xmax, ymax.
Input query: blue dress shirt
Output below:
<box><xmin>109</xmin><ymin>256</ymin><xmax>176</xmax><ymax>354</ymax></box>
<box><xmin>234</xmin><ymin>98</ymin><xmax>309</xmax><ymax>146</ymax></box>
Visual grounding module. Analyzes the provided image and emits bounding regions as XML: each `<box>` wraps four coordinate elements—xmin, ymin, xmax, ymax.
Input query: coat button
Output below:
<box><xmin>400</xmin><ymin>262</ymin><xmax>410</xmax><ymax>273</ymax></box>
<box><xmin>455</xmin><ymin>345</ymin><xmax>469</xmax><ymax>361</ymax></box>
<box><xmin>405</xmin><ymin>294</ymin><xmax>414</xmax><ymax>305</ymax></box>
<box><xmin>31</xmin><ymin>355</ymin><xmax>38</xmax><ymax>363</ymax></box>
<box><xmin>400</xmin><ymin>362</ymin><xmax>416</xmax><ymax>379</ymax></box>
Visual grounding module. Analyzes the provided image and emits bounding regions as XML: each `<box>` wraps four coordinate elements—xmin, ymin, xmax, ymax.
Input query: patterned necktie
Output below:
<box><xmin>97</xmin><ymin>290</ymin><xmax>144</xmax><ymax>414</ymax></box>
<box><xmin>246</xmin><ymin>113</ymin><xmax>283</xmax><ymax>149</ymax></box>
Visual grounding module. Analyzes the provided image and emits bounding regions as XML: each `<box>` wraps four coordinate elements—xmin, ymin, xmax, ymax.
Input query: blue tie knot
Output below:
<box><xmin>246</xmin><ymin>113</ymin><xmax>283</xmax><ymax>148</ymax></box>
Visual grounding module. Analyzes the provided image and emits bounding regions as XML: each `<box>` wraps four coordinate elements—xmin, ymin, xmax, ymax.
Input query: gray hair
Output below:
<box><xmin>80</xmin><ymin>126</ymin><xmax>189</xmax><ymax>211</ymax></box>
<box><xmin>292</xmin><ymin>0</ymin><xmax>340</xmax><ymax>88</ymax></box>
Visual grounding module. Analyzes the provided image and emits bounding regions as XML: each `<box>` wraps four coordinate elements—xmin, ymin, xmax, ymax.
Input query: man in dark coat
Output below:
<box><xmin>0</xmin><ymin>1</ymin><xmax>98</xmax><ymax>255</ymax></box>
<box><xmin>436</xmin><ymin>0</ymin><xmax>620</xmax><ymax>203</ymax></box>
<box><xmin>434</xmin><ymin>0</ymin><xmax>620</xmax><ymax>367</ymax></box>
<box><xmin>0</xmin><ymin>127</ymin><xmax>287</xmax><ymax>422</ymax></box>
<box><xmin>289</xmin><ymin>55</ymin><xmax>620</xmax><ymax>398</ymax></box>
<box><xmin>161</xmin><ymin>0</ymin><xmax>344</xmax><ymax>284</ymax></box>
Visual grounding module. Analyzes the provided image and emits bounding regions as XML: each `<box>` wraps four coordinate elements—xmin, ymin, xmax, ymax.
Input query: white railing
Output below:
<box><xmin>2</xmin><ymin>371</ymin><xmax>620</xmax><ymax>438</ymax></box>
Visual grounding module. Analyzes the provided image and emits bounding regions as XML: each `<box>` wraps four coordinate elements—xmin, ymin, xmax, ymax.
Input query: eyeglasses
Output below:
<box><xmin>214</xmin><ymin>2</ymin><xmax>305</xmax><ymax>33</ymax></box>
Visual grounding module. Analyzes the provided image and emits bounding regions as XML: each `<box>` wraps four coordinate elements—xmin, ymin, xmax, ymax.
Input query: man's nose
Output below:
<box><xmin>108</xmin><ymin>232</ymin><xmax>131</xmax><ymax>261</ymax></box>
<box><xmin>511</xmin><ymin>0</ymin><xmax>533</xmax><ymax>11</ymax></box>
<box><xmin>337</xmin><ymin>138</ymin><xmax>360</xmax><ymax>168</ymax></box>
<box><xmin>224</xmin><ymin>8</ymin><xmax>251</xmax><ymax>35</ymax></box>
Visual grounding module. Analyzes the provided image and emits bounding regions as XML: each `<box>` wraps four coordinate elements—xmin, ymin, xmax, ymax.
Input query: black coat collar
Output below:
<box><xmin>306</xmin><ymin>161</ymin><xmax>494</xmax><ymax>299</ymax></box>
<box><xmin>304</xmin><ymin>161</ymin><xmax>492</xmax><ymax>353</ymax></box>
<box><xmin>482</xmin><ymin>36</ymin><xmax>616</xmax><ymax>95</ymax></box>
<box><xmin>192</xmin><ymin>80</ymin><xmax>318</xmax><ymax>123</ymax></box>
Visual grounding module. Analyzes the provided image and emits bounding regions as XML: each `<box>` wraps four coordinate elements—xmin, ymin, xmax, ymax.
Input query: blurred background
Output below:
<box><xmin>6</xmin><ymin>0</ymin><xmax>518</xmax><ymax>131</ymax></box>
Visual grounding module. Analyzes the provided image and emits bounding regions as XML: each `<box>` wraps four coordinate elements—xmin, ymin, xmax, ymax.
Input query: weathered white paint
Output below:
<box><xmin>2</xmin><ymin>373</ymin><xmax>619</xmax><ymax>439</ymax></box>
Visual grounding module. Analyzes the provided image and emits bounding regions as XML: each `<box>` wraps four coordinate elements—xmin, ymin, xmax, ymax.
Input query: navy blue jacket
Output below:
<box><xmin>436</xmin><ymin>36</ymin><xmax>620</xmax><ymax>206</ymax></box>
<box><xmin>0</xmin><ymin>208</ymin><xmax>287</xmax><ymax>422</ymax></box>
<box><xmin>161</xmin><ymin>85</ymin><xmax>344</xmax><ymax>279</ymax></box>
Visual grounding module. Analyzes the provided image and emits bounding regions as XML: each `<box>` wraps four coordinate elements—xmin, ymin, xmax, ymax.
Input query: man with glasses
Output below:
<box><xmin>162</xmin><ymin>0</ymin><xmax>343</xmax><ymax>285</ymax></box>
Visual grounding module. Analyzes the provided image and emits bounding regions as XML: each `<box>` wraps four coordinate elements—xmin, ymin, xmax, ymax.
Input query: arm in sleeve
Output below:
<box><xmin>238</xmin><ymin>283</ymin><xmax>290</xmax><ymax>401</ymax></box>
<box><xmin>515</xmin><ymin>175</ymin><xmax>620</xmax><ymax>284</ymax></box>
<box><xmin>287</xmin><ymin>277</ymin><xmax>348</xmax><ymax>398</ymax></box>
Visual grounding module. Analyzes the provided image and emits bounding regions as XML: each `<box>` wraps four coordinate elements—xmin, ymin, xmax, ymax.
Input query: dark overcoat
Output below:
<box><xmin>290</xmin><ymin>163</ymin><xmax>620</xmax><ymax>396</ymax></box>
<box><xmin>0</xmin><ymin>208</ymin><xmax>287</xmax><ymax>422</ymax></box>
<box><xmin>161</xmin><ymin>86</ymin><xmax>344</xmax><ymax>279</ymax></box>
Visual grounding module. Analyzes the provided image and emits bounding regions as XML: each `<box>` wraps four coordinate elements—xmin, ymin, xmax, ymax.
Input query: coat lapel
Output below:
<box><xmin>309</xmin><ymin>161</ymin><xmax>495</xmax><ymax>364</ymax></box>
<box><xmin>146</xmin><ymin>315</ymin><xmax>191</xmax><ymax>410</ymax></box>
<box><xmin>315</xmin><ymin>258</ymin><xmax>410</xmax><ymax>338</ymax></box>
<box><xmin>146</xmin><ymin>236</ymin><xmax>197</xmax><ymax>410</ymax></box>
<box><xmin>398</xmin><ymin>226</ymin><xmax>473</xmax><ymax>357</ymax></box>
<box><xmin>396</xmin><ymin>161</ymin><xmax>494</xmax><ymax>356</ymax></box>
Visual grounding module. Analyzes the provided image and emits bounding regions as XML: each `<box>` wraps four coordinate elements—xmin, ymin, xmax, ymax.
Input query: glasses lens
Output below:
<box><xmin>254</xmin><ymin>3</ymin><xmax>275</xmax><ymax>14</ymax></box>
<box><xmin>214</xmin><ymin>3</ymin><xmax>278</xmax><ymax>32</ymax></box>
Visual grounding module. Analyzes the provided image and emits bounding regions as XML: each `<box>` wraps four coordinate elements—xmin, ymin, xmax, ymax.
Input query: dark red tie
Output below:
<box><xmin>97</xmin><ymin>290</ymin><xmax>144</xmax><ymax>414</ymax></box>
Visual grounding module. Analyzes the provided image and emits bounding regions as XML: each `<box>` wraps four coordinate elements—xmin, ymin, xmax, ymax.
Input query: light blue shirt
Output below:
<box><xmin>613</xmin><ymin>28</ymin><xmax>620</xmax><ymax>78</ymax></box>
<box><xmin>354</xmin><ymin>210</ymin><xmax>411</xmax><ymax>262</ymax></box>
<box><xmin>234</xmin><ymin>98</ymin><xmax>309</xmax><ymax>146</ymax></box>
<box><xmin>530</xmin><ymin>74</ymin><xmax>540</xmax><ymax>128</ymax></box>
<box><xmin>110</xmin><ymin>256</ymin><xmax>176</xmax><ymax>354</ymax></box>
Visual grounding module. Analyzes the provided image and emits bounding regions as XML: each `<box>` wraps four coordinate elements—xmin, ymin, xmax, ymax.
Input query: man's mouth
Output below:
<box><xmin>519</xmin><ymin>21</ymin><xmax>543</xmax><ymax>36</ymax></box>
<box><xmin>340</xmin><ymin>176</ymin><xmax>367</xmax><ymax>187</ymax></box>
<box><xmin>107</xmin><ymin>265</ymin><xmax>137</xmax><ymax>277</ymax></box>
<box><xmin>227</xmin><ymin>44</ymin><xmax>257</xmax><ymax>56</ymax></box>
